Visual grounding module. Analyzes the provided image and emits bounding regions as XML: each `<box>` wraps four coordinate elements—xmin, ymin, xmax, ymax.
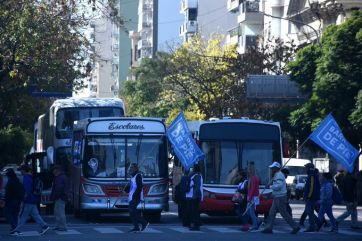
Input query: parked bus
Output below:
<box><xmin>71</xmin><ymin>117</ymin><xmax>169</xmax><ymax>221</ymax></box>
<box><xmin>33</xmin><ymin>98</ymin><xmax>125</xmax><ymax>205</ymax></box>
<box><xmin>173</xmin><ymin>118</ymin><xmax>283</xmax><ymax>216</ymax></box>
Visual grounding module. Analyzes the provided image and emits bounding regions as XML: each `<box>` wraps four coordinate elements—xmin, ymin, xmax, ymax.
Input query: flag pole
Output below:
<box><xmin>241</xmin><ymin>136</ymin><xmax>311</xmax><ymax>216</ymax></box>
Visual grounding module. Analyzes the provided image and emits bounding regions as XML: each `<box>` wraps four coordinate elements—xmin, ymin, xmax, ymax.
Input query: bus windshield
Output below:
<box><xmin>83</xmin><ymin>136</ymin><xmax>167</xmax><ymax>178</ymax></box>
<box><xmin>56</xmin><ymin>107</ymin><xmax>124</xmax><ymax>138</ymax></box>
<box><xmin>201</xmin><ymin>141</ymin><xmax>279</xmax><ymax>185</ymax></box>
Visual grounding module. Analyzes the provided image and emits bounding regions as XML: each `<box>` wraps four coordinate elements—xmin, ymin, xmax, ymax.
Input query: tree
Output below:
<box><xmin>288</xmin><ymin>10</ymin><xmax>362</xmax><ymax>146</ymax></box>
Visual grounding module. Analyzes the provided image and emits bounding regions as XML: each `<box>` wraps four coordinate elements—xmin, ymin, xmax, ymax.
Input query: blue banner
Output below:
<box><xmin>309</xmin><ymin>114</ymin><xmax>359</xmax><ymax>173</ymax></box>
<box><xmin>167</xmin><ymin>112</ymin><xmax>205</xmax><ymax>170</ymax></box>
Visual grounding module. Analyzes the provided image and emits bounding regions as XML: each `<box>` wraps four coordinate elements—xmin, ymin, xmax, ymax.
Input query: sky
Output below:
<box><xmin>158</xmin><ymin>0</ymin><xmax>183</xmax><ymax>51</ymax></box>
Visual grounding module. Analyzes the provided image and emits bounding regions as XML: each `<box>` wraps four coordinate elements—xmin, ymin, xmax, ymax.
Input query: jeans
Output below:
<box><xmin>54</xmin><ymin>200</ymin><xmax>67</xmax><ymax>229</ymax></box>
<box><xmin>336</xmin><ymin>202</ymin><xmax>358</xmax><ymax>227</ymax></box>
<box><xmin>318</xmin><ymin>202</ymin><xmax>337</xmax><ymax>230</ymax></box>
<box><xmin>247</xmin><ymin>202</ymin><xmax>259</xmax><ymax>228</ymax></box>
<box><xmin>235</xmin><ymin>203</ymin><xmax>248</xmax><ymax>225</ymax></box>
<box><xmin>264</xmin><ymin>196</ymin><xmax>298</xmax><ymax>231</ymax></box>
<box><xmin>15</xmin><ymin>203</ymin><xmax>47</xmax><ymax>231</ymax></box>
<box><xmin>129</xmin><ymin>200</ymin><xmax>147</xmax><ymax>229</ymax></box>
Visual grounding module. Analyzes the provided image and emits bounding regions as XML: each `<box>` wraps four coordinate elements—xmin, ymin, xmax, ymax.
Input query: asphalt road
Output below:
<box><xmin>0</xmin><ymin>201</ymin><xmax>361</xmax><ymax>241</ymax></box>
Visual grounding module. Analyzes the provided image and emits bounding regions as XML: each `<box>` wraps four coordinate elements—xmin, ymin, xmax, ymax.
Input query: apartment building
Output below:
<box><xmin>129</xmin><ymin>0</ymin><xmax>158</xmax><ymax>70</ymax></box>
<box><xmin>179</xmin><ymin>0</ymin><xmax>238</xmax><ymax>42</ymax></box>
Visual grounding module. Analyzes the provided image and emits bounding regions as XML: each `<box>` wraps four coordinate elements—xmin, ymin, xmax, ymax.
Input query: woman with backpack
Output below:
<box><xmin>317</xmin><ymin>172</ymin><xmax>338</xmax><ymax>232</ymax></box>
<box><xmin>10</xmin><ymin>164</ymin><xmax>49</xmax><ymax>236</ymax></box>
<box><xmin>3</xmin><ymin>168</ymin><xmax>24</xmax><ymax>233</ymax></box>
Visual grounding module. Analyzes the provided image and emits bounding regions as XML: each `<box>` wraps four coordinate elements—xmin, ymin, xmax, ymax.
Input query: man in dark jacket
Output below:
<box><xmin>186</xmin><ymin>163</ymin><xmax>203</xmax><ymax>231</ymax></box>
<box><xmin>11</xmin><ymin>164</ymin><xmax>49</xmax><ymax>236</ymax></box>
<box><xmin>126</xmin><ymin>163</ymin><xmax>148</xmax><ymax>232</ymax></box>
<box><xmin>3</xmin><ymin>168</ymin><xmax>24</xmax><ymax>232</ymax></box>
<box><xmin>336</xmin><ymin>171</ymin><xmax>360</xmax><ymax>229</ymax></box>
<box><xmin>302</xmin><ymin>163</ymin><xmax>320</xmax><ymax>232</ymax></box>
<box><xmin>50</xmin><ymin>165</ymin><xmax>69</xmax><ymax>231</ymax></box>
<box><xmin>176</xmin><ymin>170</ymin><xmax>190</xmax><ymax>227</ymax></box>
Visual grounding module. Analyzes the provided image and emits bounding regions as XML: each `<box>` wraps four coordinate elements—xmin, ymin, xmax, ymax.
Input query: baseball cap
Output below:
<box><xmin>269</xmin><ymin>162</ymin><xmax>281</xmax><ymax>169</ymax></box>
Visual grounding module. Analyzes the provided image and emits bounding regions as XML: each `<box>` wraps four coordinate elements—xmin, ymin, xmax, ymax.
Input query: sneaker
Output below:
<box><xmin>128</xmin><ymin>228</ymin><xmax>140</xmax><ymax>233</ymax></box>
<box><xmin>40</xmin><ymin>225</ymin><xmax>50</xmax><ymax>235</ymax></box>
<box><xmin>10</xmin><ymin>230</ymin><xmax>22</xmax><ymax>236</ymax></box>
<box><xmin>261</xmin><ymin>229</ymin><xmax>273</xmax><ymax>234</ymax></box>
<box><xmin>248</xmin><ymin>227</ymin><xmax>259</xmax><ymax>232</ymax></box>
<box><xmin>291</xmin><ymin>227</ymin><xmax>301</xmax><ymax>234</ymax></box>
<box><xmin>141</xmin><ymin>222</ymin><xmax>149</xmax><ymax>231</ymax></box>
<box><xmin>329</xmin><ymin>228</ymin><xmax>338</xmax><ymax>233</ymax></box>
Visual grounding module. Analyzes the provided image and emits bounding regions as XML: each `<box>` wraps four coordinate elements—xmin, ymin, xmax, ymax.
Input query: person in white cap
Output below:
<box><xmin>261</xmin><ymin>162</ymin><xmax>300</xmax><ymax>234</ymax></box>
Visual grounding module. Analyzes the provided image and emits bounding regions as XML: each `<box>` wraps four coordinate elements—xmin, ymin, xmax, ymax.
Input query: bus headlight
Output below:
<box><xmin>148</xmin><ymin>183</ymin><xmax>168</xmax><ymax>195</ymax></box>
<box><xmin>83</xmin><ymin>184</ymin><xmax>105</xmax><ymax>196</ymax></box>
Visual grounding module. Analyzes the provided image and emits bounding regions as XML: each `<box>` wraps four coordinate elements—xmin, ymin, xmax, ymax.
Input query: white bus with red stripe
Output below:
<box><xmin>71</xmin><ymin>117</ymin><xmax>169</xmax><ymax>221</ymax></box>
<box><xmin>181</xmin><ymin>118</ymin><xmax>282</xmax><ymax>216</ymax></box>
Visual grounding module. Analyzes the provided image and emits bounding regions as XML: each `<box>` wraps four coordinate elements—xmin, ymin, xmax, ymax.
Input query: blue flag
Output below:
<box><xmin>309</xmin><ymin>114</ymin><xmax>359</xmax><ymax>173</ymax></box>
<box><xmin>167</xmin><ymin>112</ymin><xmax>205</xmax><ymax>170</ymax></box>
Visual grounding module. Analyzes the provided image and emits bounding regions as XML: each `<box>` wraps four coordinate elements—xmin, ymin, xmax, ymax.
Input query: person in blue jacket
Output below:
<box><xmin>10</xmin><ymin>164</ymin><xmax>49</xmax><ymax>236</ymax></box>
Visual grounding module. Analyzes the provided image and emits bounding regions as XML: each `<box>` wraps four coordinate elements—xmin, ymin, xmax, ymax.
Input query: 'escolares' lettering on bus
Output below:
<box><xmin>108</xmin><ymin>122</ymin><xmax>145</xmax><ymax>130</ymax></box>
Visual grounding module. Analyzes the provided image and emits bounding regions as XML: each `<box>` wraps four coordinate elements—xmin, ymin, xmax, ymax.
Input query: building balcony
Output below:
<box><xmin>226</xmin><ymin>26</ymin><xmax>239</xmax><ymax>45</ymax></box>
<box><xmin>138</xmin><ymin>39</ymin><xmax>152</xmax><ymax>49</ymax></box>
<box><xmin>179</xmin><ymin>20</ymin><xmax>198</xmax><ymax>36</ymax></box>
<box><xmin>238</xmin><ymin>11</ymin><xmax>263</xmax><ymax>24</ymax></box>
<box><xmin>180</xmin><ymin>0</ymin><xmax>198</xmax><ymax>12</ymax></box>
<box><xmin>227</xmin><ymin>0</ymin><xmax>240</xmax><ymax>13</ymax></box>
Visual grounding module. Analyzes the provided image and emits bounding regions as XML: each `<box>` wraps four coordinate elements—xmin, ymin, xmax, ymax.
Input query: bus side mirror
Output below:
<box><xmin>47</xmin><ymin>146</ymin><xmax>54</xmax><ymax>165</ymax></box>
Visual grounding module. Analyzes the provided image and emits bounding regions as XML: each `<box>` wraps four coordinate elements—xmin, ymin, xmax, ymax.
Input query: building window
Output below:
<box><xmin>188</xmin><ymin>8</ymin><xmax>198</xmax><ymax>21</ymax></box>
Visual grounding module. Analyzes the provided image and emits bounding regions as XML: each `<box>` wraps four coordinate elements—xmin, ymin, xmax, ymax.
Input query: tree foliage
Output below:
<box><xmin>288</xmin><ymin>10</ymin><xmax>362</xmax><ymax>145</ymax></box>
<box><xmin>0</xmin><ymin>0</ymin><xmax>122</xmax><ymax>129</ymax></box>
<box><xmin>122</xmin><ymin>34</ymin><xmax>297</xmax><ymax>124</ymax></box>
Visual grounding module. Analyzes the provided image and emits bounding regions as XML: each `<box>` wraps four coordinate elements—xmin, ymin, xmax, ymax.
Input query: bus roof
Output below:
<box><xmin>51</xmin><ymin>98</ymin><xmax>124</xmax><ymax>111</ymax></box>
<box><xmin>282</xmin><ymin>158</ymin><xmax>311</xmax><ymax>167</ymax></box>
<box><xmin>74</xmin><ymin>117</ymin><xmax>166</xmax><ymax>134</ymax></box>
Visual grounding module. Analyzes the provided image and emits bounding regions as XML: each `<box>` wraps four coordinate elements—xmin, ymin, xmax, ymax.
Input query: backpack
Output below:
<box><xmin>32</xmin><ymin>177</ymin><xmax>44</xmax><ymax>196</ymax></box>
<box><xmin>332</xmin><ymin>185</ymin><xmax>343</xmax><ymax>204</ymax></box>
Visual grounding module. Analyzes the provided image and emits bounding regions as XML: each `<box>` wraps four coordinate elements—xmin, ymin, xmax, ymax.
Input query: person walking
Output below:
<box><xmin>281</xmin><ymin>168</ymin><xmax>292</xmax><ymax>217</ymax></box>
<box><xmin>336</xmin><ymin>170</ymin><xmax>361</xmax><ymax>229</ymax></box>
<box><xmin>10</xmin><ymin>164</ymin><xmax>49</xmax><ymax>236</ymax></box>
<box><xmin>3</xmin><ymin>168</ymin><xmax>24</xmax><ymax>233</ymax></box>
<box><xmin>175</xmin><ymin>170</ymin><xmax>191</xmax><ymax>227</ymax></box>
<box><xmin>126</xmin><ymin>163</ymin><xmax>149</xmax><ymax>233</ymax></box>
<box><xmin>317</xmin><ymin>172</ymin><xmax>338</xmax><ymax>232</ymax></box>
<box><xmin>50</xmin><ymin>165</ymin><xmax>70</xmax><ymax>231</ymax></box>
<box><xmin>302</xmin><ymin>163</ymin><xmax>320</xmax><ymax>232</ymax></box>
<box><xmin>186</xmin><ymin>163</ymin><xmax>203</xmax><ymax>231</ymax></box>
<box><xmin>233</xmin><ymin>170</ymin><xmax>249</xmax><ymax>230</ymax></box>
<box><xmin>246</xmin><ymin>163</ymin><xmax>260</xmax><ymax>232</ymax></box>
<box><xmin>261</xmin><ymin>162</ymin><xmax>300</xmax><ymax>234</ymax></box>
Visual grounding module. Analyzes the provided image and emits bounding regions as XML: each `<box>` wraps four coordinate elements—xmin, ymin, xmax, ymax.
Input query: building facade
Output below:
<box><xmin>129</xmin><ymin>0</ymin><xmax>158</xmax><ymax>70</ymax></box>
<box><xmin>180</xmin><ymin>0</ymin><xmax>238</xmax><ymax>42</ymax></box>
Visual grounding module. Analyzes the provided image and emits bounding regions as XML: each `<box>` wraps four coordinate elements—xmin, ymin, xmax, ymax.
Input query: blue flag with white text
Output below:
<box><xmin>167</xmin><ymin>112</ymin><xmax>205</xmax><ymax>170</ymax></box>
<box><xmin>309</xmin><ymin>114</ymin><xmax>359</xmax><ymax>173</ymax></box>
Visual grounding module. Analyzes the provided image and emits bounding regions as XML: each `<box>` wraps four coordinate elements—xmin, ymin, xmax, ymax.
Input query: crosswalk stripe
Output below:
<box><xmin>206</xmin><ymin>227</ymin><xmax>240</xmax><ymax>233</ymax></box>
<box><xmin>94</xmin><ymin>227</ymin><xmax>123</xmax><ymax>234</ymax></box>
<box><xmin>336</xmin><ymin>230</ymin><xmax>361</xmax><ymax>236</ymax></box>
<box><xmin>142</xmin><ymin>227</ymin><xmax>162</xmax><ymax>233</ymax></box>
<box><xmin>55</xmin><ymin>229</ymin><xmax>82</xmax><ymax>235</ymax></box>
<box><xmin>20</xmin><ymin>231</ymin><xmax>40</xmax><ymax>237</ymax></box>
<box><xmin>168</xmin><ymin>227</ymin><xmax>203</xmax><ymax>233</ymax></box>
